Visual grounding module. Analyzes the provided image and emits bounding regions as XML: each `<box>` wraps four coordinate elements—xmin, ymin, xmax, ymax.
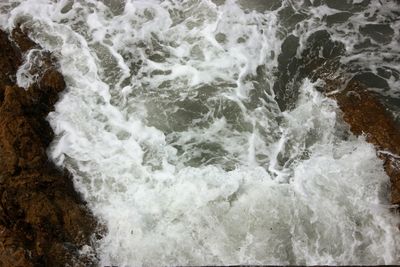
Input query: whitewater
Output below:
<box><xmin>1</xmin><ymin>0</ymin><xmax>400</xmax><ymax>265</ymax></box>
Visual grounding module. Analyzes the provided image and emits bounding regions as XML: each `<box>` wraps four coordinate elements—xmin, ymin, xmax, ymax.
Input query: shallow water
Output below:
<box><xmin>1</xmin><ymin>0</ymin><xmax>400</xmax><ymax>265</ymax></box>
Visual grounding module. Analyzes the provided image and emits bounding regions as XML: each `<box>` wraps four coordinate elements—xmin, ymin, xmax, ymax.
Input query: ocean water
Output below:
<box><xmin>1</xmin><ymin>0</ymin><xmax>400</xmax><ymax>265</ymax></box>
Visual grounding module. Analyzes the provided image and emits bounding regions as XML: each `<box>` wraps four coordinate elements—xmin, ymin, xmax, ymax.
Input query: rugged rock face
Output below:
<box><xmin>303</xmin><ymin>34</ymin><xmax>400</xmax><ymax>205</ymax></box>
<box><xmin>323</xmin><ymin>77</ymin><xmax>400</xmax><ymax>205</ymax></box>
<box><xmin>0</xmin><ymin>27</ymin><xmax>99</xmax><ymax>266</ymax></box>
<box><xmin>277</xmin><ymin>30</ymin><xmax>400</xmax><ymax>205</ymax></box>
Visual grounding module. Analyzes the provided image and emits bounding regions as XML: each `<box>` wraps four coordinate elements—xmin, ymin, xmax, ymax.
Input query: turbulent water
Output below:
<box><xmin>1</xmin><ymin>0</ymin><xmax>400</xmax><ymax>265</ymax></box>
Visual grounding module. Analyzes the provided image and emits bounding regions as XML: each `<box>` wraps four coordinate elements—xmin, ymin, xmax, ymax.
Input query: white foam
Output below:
<box><xmin>16</xmin><ymin>49</ymin><xmax>50</xmax><ymax>89</ymax></box>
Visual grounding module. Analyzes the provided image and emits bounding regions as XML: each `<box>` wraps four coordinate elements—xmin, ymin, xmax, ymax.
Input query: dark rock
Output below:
<box><xmin>0</xmin><ymin>27</ymin><xmax>100</xmax><ymax>266</ymax></box>
<box><xmin>0</xmin><ymin>30</ymin><xmax>21</xmax><ymax>90</ymax></box>
<box><xmin>11</xmin><ymin>27</ymin><xmax>37</xmax><ymax>53</ymax></box>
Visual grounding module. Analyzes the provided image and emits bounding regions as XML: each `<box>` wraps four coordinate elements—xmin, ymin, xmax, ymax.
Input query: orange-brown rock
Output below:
<box><xmin>310</xmin><ymin>56</ymin><xmax>400</xmax><ymax>204</ymax></box>
<box><xmin>279</xmin><ymin>30</ymin><xmax>400</xmax><ymax>205</ymax></box>
<box><xmin>327</xmin><ymin>79</ymin><xmax>400</xmax><ymax>204</ymax></box>
<box><xmin>312</xmin><ymin>62</ymin><xmax>400</xmax><ymax>204</ymax></box>
<box><xmin>0</xmin><ymin>27</ymin><xmax>99</xmax><ymax>266</ymax></box>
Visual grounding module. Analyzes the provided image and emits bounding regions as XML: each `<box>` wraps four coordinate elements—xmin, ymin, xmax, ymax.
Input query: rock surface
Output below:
<box><xmin>323</xmin><ymin>76</ymin><xmax>400</xmax><ymax>205</ymax></box>
<box><xmin>293</xmin><ymin>31</ymin><xmax>400</xmax><ymax>205</ymax></box>
<box><xmin>0</xmin><ymin>27</ymin><xmax>99</xmax><ymax>266</ymax></box>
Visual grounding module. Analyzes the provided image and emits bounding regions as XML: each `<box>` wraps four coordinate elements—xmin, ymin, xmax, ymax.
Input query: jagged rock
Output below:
<box><xmin>280</xmin><ymin>31</ymin><xmax>400</xmax><ymax>205</ymax></box>
<box><xmin>327</xmin><ymin>79</ymin><xmax>400</xmax><ymax>204</ymax></box>
<box><xmin>0</xmin><ymin>27</ymin><xmax>99</xmax><ymax>266</ymax></box>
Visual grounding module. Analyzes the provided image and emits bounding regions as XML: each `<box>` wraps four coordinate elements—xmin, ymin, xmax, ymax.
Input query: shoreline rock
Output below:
<box><xmin>0</xmin><ymin>27</ymin><xmax>99</xmax><ymax>266</ymax></box>
<box><xmin>286</xmin><ymin>30</ymin><xmax>400</xmax><ymax>206</ymax></box>
<box><xmin>322</xmin><ymin>76</ymin><xmax>400</xmax><ymax>205</ymax></box>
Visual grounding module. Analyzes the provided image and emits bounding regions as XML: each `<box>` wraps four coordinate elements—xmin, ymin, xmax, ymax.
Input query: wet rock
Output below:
<box><xmin>327</xmin><ymin>79</ymin><xmax>400</xmax><ymax>204</ymax></box>
<box><xmin>319</xmin><ymin>76</ymin><xmax>400</xmax><ymax>204</ymax></box>
<box><xmin>275</xmin><ymin>30</ymin><xmax>400</xmax><ymax>205</ymax></box>
<box><xmin>0</xmin><ymin>30</ymin><xmax>21</xmax><ymax>91</ymax></box>
<box><xmin>11</xmin><ymin>27</ymin><xmax>37</xmax><ymax>53</ymax></box>
<box><xmin>0</xmin><ymin>27</ymin><xmax>99</xmax><ymax>266</ymax></box>
<box><xmin>298</xmin><ymin>36</ymin><xmax>400</xmax><ymax>204</ymax></box>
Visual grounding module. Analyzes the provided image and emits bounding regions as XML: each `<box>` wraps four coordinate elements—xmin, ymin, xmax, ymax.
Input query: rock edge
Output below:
<box><xmin>0</xmin><ymin>27</ymin><xmax>99</xmax><ymax>266</ymax></box>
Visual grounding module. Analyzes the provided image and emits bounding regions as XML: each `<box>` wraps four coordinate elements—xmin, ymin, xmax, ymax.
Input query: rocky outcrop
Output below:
<box><xmin>304</xmin><ymin>34</ymin><xmax>400</xmax><ymax>205</ymax></box>
<box><xmin>0</xmin><ymin>27</ymin><xmax>99</xmax><ymax>266</ymax></box>
<box><xmin>276</xmin><ymin>30</ymin><xmax>400</xmax><ymax>205</ymax></box>
<box><xmin>321</xmin><ymin>75</ymin><xmax>400</xmax><ymax>205</ymax></box>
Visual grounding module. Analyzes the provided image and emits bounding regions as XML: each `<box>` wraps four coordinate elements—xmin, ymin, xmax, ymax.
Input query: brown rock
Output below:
<box><xmin>11</xmin><ymin>26</ymin><xmax>37</xmax><ymax>53</ymax></box>
<box><xmin>329</xmin><ymin>79</ymin><xmax>400</xmax><ymax>204</ymax></box>
<box><xmin>304</xmin><ymin>50</ymin><xmax>400</xmax><ymax>204</ymax></box>
<box><xmin>280</xmin><ymin>31</ymin><xmax>400</xmax><ymax>205</ymax></box>
<box><xmin>0</xmin><ymin>27</ymin><xmax>100</xmax><ymax>266</ymax></box>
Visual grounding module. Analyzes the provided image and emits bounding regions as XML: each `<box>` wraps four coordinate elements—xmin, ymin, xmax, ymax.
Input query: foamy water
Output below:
<box><xmin>1</xmin><ymin>0</ymin><xmax>400</xmax><ymax>265</ymax></box>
